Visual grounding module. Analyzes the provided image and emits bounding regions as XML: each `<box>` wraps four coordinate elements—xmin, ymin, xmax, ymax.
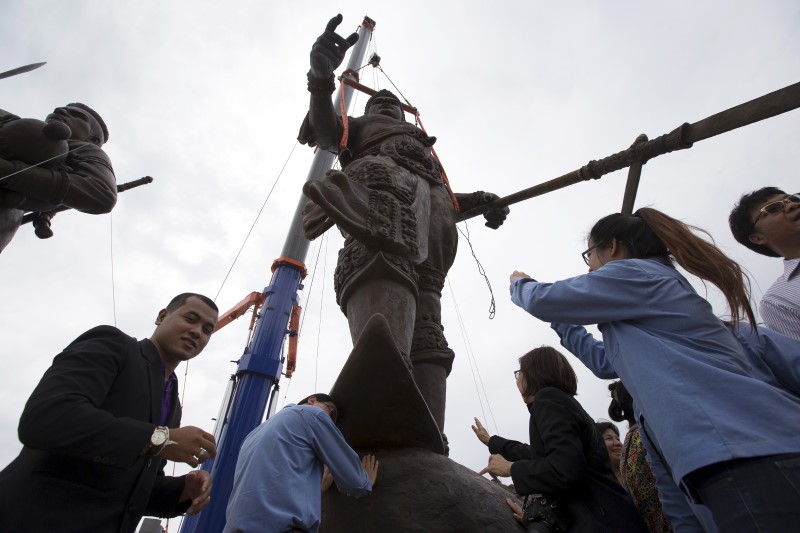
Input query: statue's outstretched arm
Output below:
<box><xmin>301</xmin><ymin>14</ymin><xmax>359</xmax><ymax>152</ymax></box>
<box><xmin>453</xmin><ymin>191</ymin><xmax>510</xmax><ymax>230</ymax></box>
<box><xmin>0</xmin><ymin>142</ymin><xmax>116</xmax><ymax>214</ymax></box>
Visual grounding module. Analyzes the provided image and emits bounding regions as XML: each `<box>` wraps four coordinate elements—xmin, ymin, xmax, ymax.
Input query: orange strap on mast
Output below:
<box><xmin>414</xmin><ymin>112</ymin><xmax>460</xmax><ymax>213</ymax></box>
<box><xmin>339</xmin><ymin>80</ymin><xmax>350</xmax><ymax>150</ymax></box>
<box><xmin>338</xmin><ymin>68</ymin><xmax>364</xmax><ymax>151</ymax></box>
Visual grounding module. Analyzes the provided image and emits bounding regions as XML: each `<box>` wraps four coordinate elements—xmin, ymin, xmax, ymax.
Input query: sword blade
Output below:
<box><xmin>0</xmin><ymin>61</ymin><xmax>46</xmax><ymax>81</ymax></box>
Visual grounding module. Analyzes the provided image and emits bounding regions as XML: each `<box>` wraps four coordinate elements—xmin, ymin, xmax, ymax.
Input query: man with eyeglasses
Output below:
<box><xmin>224</xmin><ymin>393</ymin><xmax>378</xmax><ymax>533</ymax></box>
<box><xmin>730</xmin><ymin>187</ymin><xmax>800</xmax><ymax>340</ymax></box>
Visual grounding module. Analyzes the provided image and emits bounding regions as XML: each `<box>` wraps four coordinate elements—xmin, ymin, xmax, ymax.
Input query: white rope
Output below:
<box><xmin>0</xmin><ymin>142</ymin><xmax>89</xmax><ymax>185</ymax></box>
<box><xmin>109</xmin><ymin>213</ymin><xmax>117</xmax><ymax>326</ymax></box>
<box><xmin>447</xmin><ymin>279</ymin><xmax>500</xmax><ymax>435</ymax></box>
<box><xmin>213</xmin><ymin>140</ymin><xmax>299</xmax><ymax>302</ymax></box>
<box><xmin>313</xmin><ymin>233</ymin><xmax>329</xmax><ymax>392</ymax></box>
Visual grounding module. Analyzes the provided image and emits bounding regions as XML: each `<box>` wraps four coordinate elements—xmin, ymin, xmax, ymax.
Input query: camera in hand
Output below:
<box><xmin>523</xmin><ymin>494</ymin><xmax>572</xmax><ymax>533</ymax></box>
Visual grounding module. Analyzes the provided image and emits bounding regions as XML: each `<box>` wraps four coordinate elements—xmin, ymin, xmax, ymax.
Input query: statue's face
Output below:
<box><xmin>367</xmin><ymin>97</ymin><xmax>403</xmax><ymax>121</ymax></box>
<box><xmin>46</xmin><ymin>106</ymin><xmax>104</xmax><ymax>145</ymax></box>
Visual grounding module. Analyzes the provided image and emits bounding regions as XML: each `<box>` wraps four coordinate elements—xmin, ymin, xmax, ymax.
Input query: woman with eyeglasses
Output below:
<box><xmin>474</xmin><ymin>346</ymin><xmax>647</xmax><ymax>533</ymax></box>
<box><xmin>509</xmin><ymin>207</ymin><xmax>800</xmax><ymax>532</ymax></box>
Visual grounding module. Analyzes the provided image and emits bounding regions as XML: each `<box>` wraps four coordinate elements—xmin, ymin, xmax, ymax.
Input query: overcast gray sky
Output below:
<box><xmin>1</xmin><ymin>1</ymin><xmax>798</xmax><ymax>529</ymax></box>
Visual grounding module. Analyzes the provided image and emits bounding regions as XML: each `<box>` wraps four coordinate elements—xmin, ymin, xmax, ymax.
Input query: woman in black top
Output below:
<box><xmin>473</xmin><ymin>346</ymin><xmax>646</xmax><ymax>532</ymax></box>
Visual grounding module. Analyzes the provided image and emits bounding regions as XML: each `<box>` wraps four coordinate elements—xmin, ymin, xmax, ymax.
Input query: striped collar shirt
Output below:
<box><xmin>760</xmin><ymin>258</ymin><xmax>800</xmax><ymax>341</ymax></box>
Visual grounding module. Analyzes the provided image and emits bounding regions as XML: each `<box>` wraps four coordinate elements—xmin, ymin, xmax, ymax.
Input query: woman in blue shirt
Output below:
<box><xmin>509</xmin><ymin>207</ymin><xmax>800</xmax><ymax>533</ymax></box>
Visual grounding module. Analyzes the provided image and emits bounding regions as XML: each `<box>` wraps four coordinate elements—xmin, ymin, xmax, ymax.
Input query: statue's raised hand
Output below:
<box><xmin>309</xmin><ymin>14</ymin><xmax>359</xmax><ymax>79</ymax></box>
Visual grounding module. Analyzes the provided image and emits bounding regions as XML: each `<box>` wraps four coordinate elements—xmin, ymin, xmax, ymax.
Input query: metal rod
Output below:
<box><xmin>620</xmin><ymin>134</ymin><xmax>647</xmax><ymax>215</ymax></box>
<box><xmin>456</xmin><ymin>80</ymin><xmax>800</xmax><ymax>222</ymax></box>
<box><xmin>0</xmin><ymin>61</ymin><xmax>46</xmax><ymax>81</ymax></box>
<box><xmin>341</xmin><ymin>77</ymin><xmax>418</xmax><ymax>115</ymax></box>
<box><xmin>20</xmin><ymin>176</ymin><xmax>153</xmax><ymax>225</ymax></box>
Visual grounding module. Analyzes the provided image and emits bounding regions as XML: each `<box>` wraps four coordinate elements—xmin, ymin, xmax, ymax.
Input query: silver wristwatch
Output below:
<box><xmin>150</xmin><ymin>426</ymin><xmax>170</xmax><ymax>448</ymax></box>
<box><xmin>149</xmin><ymin>426</ymin><xmax>176</xmax><ymax>455</ymax></box>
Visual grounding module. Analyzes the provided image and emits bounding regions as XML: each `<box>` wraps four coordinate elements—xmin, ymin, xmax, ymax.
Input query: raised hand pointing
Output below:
<box><xmin>309</xmin><ymin>14</ymin><xmax>360</xmax><ymax>79</ymax></box>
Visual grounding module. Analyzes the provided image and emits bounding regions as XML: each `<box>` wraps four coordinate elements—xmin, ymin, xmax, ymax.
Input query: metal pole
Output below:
<box><xmin>20</xmin><ymin>176</ymin><xmax>154</xmax><ymax>225</ymax></box>
<box><xmin>179</xmin><ymin>16</ymin><xmax>375</xmax><ymax>533</ymax></box>
<box><xmin>620</xmin><ymin>134</ymin><xmax>647</xmax><ymax>215</ymax></box>
<box><xmin>456</xmin><ymin>80</ymin><xmax>800</xmax><ymax>221</ymax></box>
<box><xmin>0</xmin><ymin>61</ymin><xmax>46</xmax><ymax>80</ymax></box>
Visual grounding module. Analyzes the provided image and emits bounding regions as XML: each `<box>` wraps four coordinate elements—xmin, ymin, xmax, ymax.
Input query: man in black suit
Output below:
<box><xmin>0</xmin><ymin>293</ymin><xmax>220</xmax><ymax>532</ymax></box>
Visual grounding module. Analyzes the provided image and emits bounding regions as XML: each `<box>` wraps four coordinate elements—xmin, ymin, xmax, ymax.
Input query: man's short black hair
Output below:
<box><xmin>729</xmin><ymin>187</ymin><xmax>785</xmax><ymax>257</ymax></box>
<box><xmin>298</xmin><ymin>393</ymin><xmax>336</xmax><ymax>406</ymax></box>
<box><xmin>299</xmin><ymin>393</ymin><xmax>338</xmax><ymax>423</ymax></box>
<box><xmin>165</xmin><ymin>293</ymin><xmax>218</xmax><ymax>313</ymax></box>
<box><xmin>66</xmin><ymin>102</ymin><xmax>109</xmax><ymax>145</ymax></box>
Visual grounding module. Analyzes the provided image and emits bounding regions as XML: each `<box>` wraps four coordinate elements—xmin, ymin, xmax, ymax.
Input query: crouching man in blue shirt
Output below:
<box><xmin>223</xmin><ymin>393</ymin><xmax>378</xmax><ymax>533</ymax></box>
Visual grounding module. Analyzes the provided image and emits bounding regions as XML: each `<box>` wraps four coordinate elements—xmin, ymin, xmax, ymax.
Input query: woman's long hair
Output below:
<box><xmin>589</xmin><ymin>207</ymin><xmax>756</xmax><ymax>327</ymax></box>
<box><xmin>608</xmin><ymin>381</ymin><xmax>636</xmax><ymax>426</ymax></box>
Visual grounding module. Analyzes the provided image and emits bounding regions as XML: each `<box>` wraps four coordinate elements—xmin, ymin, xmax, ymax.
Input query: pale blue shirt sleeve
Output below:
<box><xmin>550</xmin><ymin>322</ymin><xmax>618</xmax><ymax>379</ymax></box>
<box><xmin>759</xmin><ymin>332</ymin><xmax>800</xmax><ymax>395</ymax></box>
<box><xmin>733</xmin><ymin>322</ymin><xmax>800</xmax><ymax>396</ymax></box>
<box><xmin>305</xmin><ymin>409</ymin><xmax>373</xmax><ymax>497</ymax></box>
<box><xmin>223</xmin><ymin>405</ymin><xmax>371</xmax><ymax>533</ymax></box>
<box><xmin>509</xmin><ymin>263</ymin><xmax>661</xmax><ymax>325</ymax></box>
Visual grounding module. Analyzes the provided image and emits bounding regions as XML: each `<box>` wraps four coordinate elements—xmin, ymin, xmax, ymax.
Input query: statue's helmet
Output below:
<box><xmin>364</xmin><ymin>89</ymin><xmax>405</xmax><ymax>121</ymax></box>
<box><xmin>66</xmin><ymin>102</ymin><xmax>109</xmax><ymax>145</ymax></box>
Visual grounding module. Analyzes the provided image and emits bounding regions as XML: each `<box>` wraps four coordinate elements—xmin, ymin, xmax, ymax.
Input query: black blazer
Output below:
<box><xmin>489</xmin><ymin>387</ymin><xmax>647</xmax><ymax>533</ymax></box>
<box><xmin>0</xmin><ymin>325</ymin><xmax>188</xmax><ymax>533</ymax></box>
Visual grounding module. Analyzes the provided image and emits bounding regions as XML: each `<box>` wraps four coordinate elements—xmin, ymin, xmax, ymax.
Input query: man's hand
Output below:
<box><xmin>479</xmin><ymin>192</ymin><xmax>509</xmax><ymax>230</ymax></box>
<box><xmin>158</xmin><ymin>426</ymin><xmax>217</xmax><ymax>468</ymax></box>
<box><xmin>471</xmin><ymin>417</ymin><xmax>491</xmax><ymax>446</ymax></box>
<box><xmin>506</xmin><ymin>498</ymin><xmax>525</xmax><ymax>525</ymax></box>
<box><xmin>362</xmin><ymin>454</ymin><xmax>379</xmax><ymax>487</ymax></box>
<box><xmin>309</xmin><ymin>14</ymin><xmax>359</xmax><ymax>79</ymax></box>
<box><xmin>180</xmin><ymin>470</ymin><xmax>212</xmax><ymax>516</ymax></box>
<box><xmin>478</xmin><ymin>454</ymin><xmax>513</xmax><ymax>478</ymax></box>
<box><xmin>509</xmin><ymin>271</ymin><xmax>530</xmax><ymax>284</ymax></box>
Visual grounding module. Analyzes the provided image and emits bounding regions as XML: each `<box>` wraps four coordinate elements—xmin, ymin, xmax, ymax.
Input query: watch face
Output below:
<box><xmin>151</xmin><ymin>427</ymin><xmax>167</xmax><ymax>446</ymax></box>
